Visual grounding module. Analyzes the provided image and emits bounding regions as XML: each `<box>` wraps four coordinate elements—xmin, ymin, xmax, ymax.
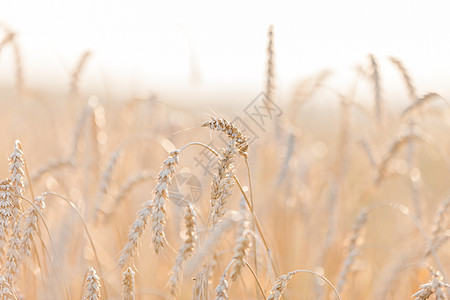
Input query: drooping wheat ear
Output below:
<box><xmin>94</xmin><ymin>148</ymin><xmax>123</xmax><ymax>219</ymax></box>
<box><xmin>388</xmin><ymin>56</ymin><xmax>417</xmax><ymax>101</ymax></box>
<box><xmin>265</xmin><ymin>25</ymin><xmax>275</xmax><ymax>101</ymax></box>
<box><xmin>401</xmin><ymin>93</ymin><xmax>443</xmax><ymax>118</ymax></box>
<box><xmin>201</xmin><ymin>116</ymin><xmax>249</xmax><ymax>157</ymax></box>
<box><xmin>118</xmin><ymin>150</ymin><xmax>180</xmax><ymax>267</ymax></box>
<box><xmin>19</xmin><ymin>195</ymin><xmax>45</xmax><ymax>258</ymax></box>
<box><xmin>122</xmin><ymin>267</ymin><xmax>135</xmax><ymax>300</ymax></box>
<box><xmin>336</xmin><ymin>207</ymin><xmax>369</xmax><ymax>293</ymax></box>
<box><xmin>9</xmin><ymin>140</ymin><xmax>24</xmax><ymax>215</ymax></box>
<box><xmin>70</xmin><ymin>51</ymin><xmax>91</xmax><ymax>96</ymax></box>
<box><xmin>84</xmin><ymin>267</ymin><xmax>101</xmax><ymax>300</ymax></box>
<box><xmin>215</xmin><ymin>261</ymin><xmax>233</xmax><ymax>300</ymax></box>
<box><xmin>376</xmin><ymin>132</ymin><xmax>422</xmax><ymax>184</ymax></box>
<box><xmin>412</xmin><ymin>269</ymin><xmax>449</xmax><ymax>300</ymax></box>
<box><xmin>30</xmin><ymin>158</ymin><xmax>75</xmax><ymax>183</ymax></box>
<box><xmin>0</xmin><ymin>180</ymin><xmax>15</xmax><ymax>264</ymax></box>
<box><xmin>0</xmin><ymin>275</ymin><xmax>15</xmax><ymax>299</ymax></box>
<box><xmin>168</xmin><ymin>204</ymin><xmax>197</xmax><ymax>296</ymax></box>
<box><xmin>368</xmin><ymin>54</ymin><xmax>382</xmax><ymax>123</ymax></box>
<box><xmin>211</xmin><ymin>142</ymin><xmax>236</xmax><ymax>227</ymax></box>
<box><xmin>426</xmin><ymin>198</ymin><xmax>450</xmax><ymax>257</ymax></box>
<box><xmin>3</xmin><ymin>221</ymin><xmax>21</xmax><ymax>287</ymax></box>
<box><xmin>267</xmin><ymin>272</ymin><xmax>293</xmax><ymax>299</ymax></box>
<box><xmin>230</xmin><ymin>197</ymin><xmax>251</xmax><ymax>282</ymax></box>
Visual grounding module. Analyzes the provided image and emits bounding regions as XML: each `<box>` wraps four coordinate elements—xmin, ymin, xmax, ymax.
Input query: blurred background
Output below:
<box><xmin>2</xmin><ymin>0</ymin><xmax>450</xmax><ymax>108</ymax></box>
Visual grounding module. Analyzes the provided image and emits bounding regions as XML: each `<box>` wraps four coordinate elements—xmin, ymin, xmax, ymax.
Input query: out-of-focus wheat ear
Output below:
<box><xmin>211</xmin><ymin>142</ymin><xmax>236</xmax><ymax>227</ymax></box>
<box><xmin>30</xmin><ymin>158</ymin><xmax>75</xmax><ymax>183</ymax></box>
<box><xmin>214</xmin><ymin>261</ymin><xmax>233</xmax><ymax>300</ymax></box>
<box><xmin>336</xmin><ymin>207</ymin><xmax>369</xmax><ymax>293</ymax></box>
<box><xmin>388</xmin><ymin>56</ymin><xmax>417</xmax><ymax>101</ymax></box>
<box><xmin>0</xmin><ymin>275</ymin><xmax>16</xmax><ymax>299</ymax></box>
<box><xmin>3</xmin><ymin>220</ymin><xmax>21</xmax><ymax>287</ymax></box>
<box><xmin>426</xmin><ymin>198</ymin><xmax>450</xmax><ymax>257</ymax></box>
<box><xmin>103</xmin><ymin>170</ymin><xmax>154</xmax><ymax>221</ymax></box>
<box><xmin>83</xmin><ymin>267</ymin><xmax>101</xmax><ymax>300</ymax></box>
<box><xmin>230</xmin><ymin>198</ymin><xmax>251</xmax><ymax>282</ymax></box>
<box><xmin>122</xmin><ymin>267</ymin><xmax>135</xmax><ymax>300</ymax></box>
<box><xmin>265</xmin><ymin>25</ymin><xmax>275</xmax><ymax>101</ymax></box>
<box><xmin>376</xmin><ymin>132</ymin><xmax>421</xmax><ymax>184</ymax></box>
<box><xmin>0</xmin><ymin>32</ymin><xmax>14</xmax><ymax>56</ymax></box>
<box><xmin>9</xmin><ymin>140</ymin><xmax>25</xmax><ymax>216</ymax></box>
<box><xmin>71</xmin><ymin>100</ymin><xmax>95</xmax><ymax>160</ymax></box>
<box><xmin>368</xmin><ymin>54</ymin><xmax>382</xmax><ymax>124</ymax></box>
<box><xmin>401</xmin><ymin>92</ymin><xmax>443</xmax><ymax>118</ymax></box>
<box><xmin>167</xmin><ymin>204</ymin><xmax>197</xmax><ymax>296</ymax></box>
<box><xmin>70</xmin><ymin>50</ymin><xmax>91</xmax><ymax>97</ymax></box>
<box><xmin>412</xmin><ymin>269</ymin><xmax>449</xmax><ymax>300</ymax></box>
<box><xmin>118</xmin><ymin>149</ymin><xmax>180</xmax><ymax>267</ymax></box>
<box><xmin>201</xmin><ymin>116</ymin><xmax>249</xmax><ymax>157</ymax></box>
<box><xmin>10</xmin><ymin>34</ymin><xmax>24</xmax><ymax>94</ymax></box>
<box><xmin>19</xmin><ymin>195</ymin><xmax>45</xmax><ymax>258</ymax></box>
<box><xmin>94</xmin><ymin>148</ymin><xmax>123</xmax><ymax>220</ymax></box>
<box><xmin>0</xmin><ymin>180</ymin><xmax>15</xmax><ymax>264</ymax></box>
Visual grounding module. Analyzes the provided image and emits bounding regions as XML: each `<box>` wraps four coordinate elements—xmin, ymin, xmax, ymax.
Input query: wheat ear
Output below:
<box><xmin>122</xmin><ymin>267</ymin><xmax>135</xmax><ymax>300</ymax></box>
<box><xmin>83</xmin><ymin>267</ymin><xmax>101</xmax><ymax>300</ymax></box>
<box><xmin>118</xmin><ymin>149</ymin><xmax>180</xmax><ymax>267</ymax></box>
<box><xmin>0</xmin><ymin>180</ymin><xmax>15</xmax><ymax>264</ymax></box>
<box><xmin>389</xmin><ymin>56</ymin><xmax>417</xmax><ymax>101</ymax></box>
<box><xmin>412</xmin><ymin>269</ymin><xmax>449</xmax><ymax>300</ymax></box>
<box><xmin>368</xmin><ymin>54</ymin><xmax>382</xmax><ymax>123</ymax></box>
<box><xmin>202</xmin><ymin>116</ymin><xmax>249</xmax><ymax>157</ymax></box>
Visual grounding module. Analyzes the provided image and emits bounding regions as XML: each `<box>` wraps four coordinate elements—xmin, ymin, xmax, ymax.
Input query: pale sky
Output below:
<box><xmin>1</xmin><ymin>0</ymin><xmax>450</xmax><ymax>103</ymax></box>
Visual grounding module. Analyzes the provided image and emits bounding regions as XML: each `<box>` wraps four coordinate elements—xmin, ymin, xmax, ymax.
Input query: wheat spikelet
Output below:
<box><xmin>265</xmin><ymin>25</ymin><xmax>275</xmax><ymax>101</ymax></box>
<box><xmin>211</xmin><ymin>142</ymin><xmax>236</xmax><ymax>227</ymax></box>
<box><xmin>122</xmin><ymin>267</ymin><xmax>135</xmax><ymax>300</ymax></box>
<box><xmin>368</xmin><ymin>54</ymin><xmax>382</xmax><ymax>123</ymax></box>
<box><xmin>84</xmin><ymin>267</ymin><xmax>101</xmax><ymax>300</ymax></box>
<box><xmin>389</xmin><ymin>56</ymin><xmax>417</xmax><ymax>101</ymax></box>
<box><xmin>19</xmin><ymin>195</ymin><xmax>45</xmax><ymax>258</ymax></box>
<box><xmin>201</xmin><ymin>116</ymin><xmax>249</xmax><ymax>157</ymax></box>
<box><xmin>0</xmin><ymin>180</ymin><xmax>15</xmax><ymax>264</ymax></box>
<box><xmin>118</xmin><ymin>149</ymin><xmax>180</xmax><ymax>267</ymax></box>
<box><xmin>3</xmin><ymin>221</ymin><xmax>21</xmax><ymax>287</ymax></box>
<box><xmin>0</xmin><ymin>275</ymin><xmax>15</xmax><ymax>299</ymax></box>
<box><xmin>336</xmin><ymin>207</ymin><xmax>369</xmax><ymax>293</ymax></box>
<box><xmin>70</xmin><ymin>51</ymin><xmax>91</xmax><ymax>96</ymax></box>
<box><xmin>412</xmin><ymin>269</ymin><xmax>449</xmax><ymax>300</ymax></box>
<box><xmin>9</xmin><ymin>141</ymin><xmax>24</xmax><ymax>203</ymax></box>
<box><xmin>267</xmin><ymin>273</ymin><xmax>293</xmax><ymax>300</ymax></box>
<box><xmin>167</xmin><ymin>204</ymin><xmax>197</xmax><ymax>296</ymax></box>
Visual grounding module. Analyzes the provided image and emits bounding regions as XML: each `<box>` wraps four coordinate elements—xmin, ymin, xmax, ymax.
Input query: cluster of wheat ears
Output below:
<box><xmin>1</xmin><ymin>24</ymin><xmax>450</xmax><ymax>300</ymax></box>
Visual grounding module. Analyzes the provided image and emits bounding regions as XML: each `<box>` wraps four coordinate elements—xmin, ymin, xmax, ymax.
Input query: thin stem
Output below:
<box><xmin>244</xmin><ymin>259</ymin><xmax>267</xmax><ymax>300</ymax></box>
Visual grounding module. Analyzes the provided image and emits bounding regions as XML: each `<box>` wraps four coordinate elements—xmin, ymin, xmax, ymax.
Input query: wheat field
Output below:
<box><xmin>1</xmin><ymin>23</ymin><xmax>450</xmax><ymax>300</ymax></box>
